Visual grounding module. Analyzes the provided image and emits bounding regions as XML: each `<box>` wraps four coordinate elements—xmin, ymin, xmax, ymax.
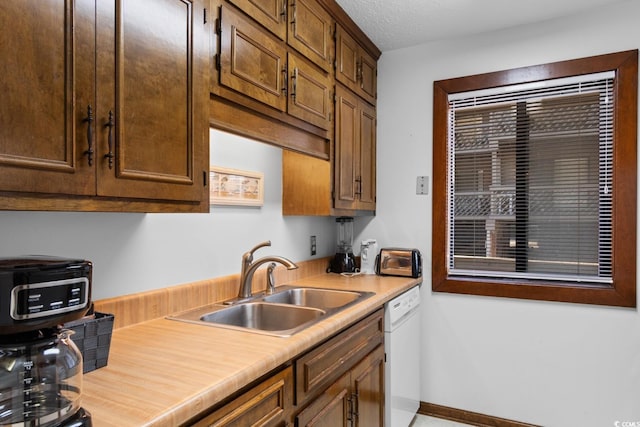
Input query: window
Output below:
<box><xmin>432</xmin><ymin>50</ymin><xmax>637</xmax><ymax>307</ymax></box>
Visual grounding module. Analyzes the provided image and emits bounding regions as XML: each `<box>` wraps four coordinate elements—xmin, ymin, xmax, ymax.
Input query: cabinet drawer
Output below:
<box><xmin>191</xmin><ymin>366</ymin><xmax>293</xmax><ymax>426</ymax></box>
<box><xmin>295</xmin><ymin>309</ymin><xmax>383</xmax><ymax>404</ymax></box>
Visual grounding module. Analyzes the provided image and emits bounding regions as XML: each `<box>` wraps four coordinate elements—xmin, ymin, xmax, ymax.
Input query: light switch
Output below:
<box><xmin>416</xmin><ymin>176</ymin><xmax>429</xmax><ymax>195</ymax></box>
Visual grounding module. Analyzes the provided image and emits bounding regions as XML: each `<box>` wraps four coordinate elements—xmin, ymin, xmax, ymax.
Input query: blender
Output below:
<box><xmin>328</xmin><ymin>217</ymin><xmax>357</xmax><ymax>273</ymax></box>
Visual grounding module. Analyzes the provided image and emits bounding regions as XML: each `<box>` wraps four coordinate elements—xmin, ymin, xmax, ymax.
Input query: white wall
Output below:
<box><xmin>0</xmin><ymin>129</ymin><xmax>335</xmax><ymax>300</ymax></box>
<box><xmin>358</xmin><ymin>1</ymin><xmax>640</xmax><ymax>426</ymax></box>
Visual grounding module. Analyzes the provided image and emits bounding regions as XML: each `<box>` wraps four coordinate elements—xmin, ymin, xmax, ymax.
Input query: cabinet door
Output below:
<box><xmin>335</xmin><ymin>25</ymin><xmax>359</xmax><ymax>95</ymax></box>
<box><xmin>351</xmin><ymin>346</ymin><xmax>385</xmax><ymax>427</ymax></box>
<box><xmin>295</xmin><ymin>309</ymin><xmax>383</xmax><ymax>404</ymax></box>
<box><xmin>192</xmin><ymin>366</ymin><xmax>293</xmax><ymax>427</ymax></box>
<box><xmin>228</xmin><ymin>0</ymin><xmax>287</xmax><ymax>40</ymax></box>
<box><xmin>296</xmin><ymin>373</ymin><xmax>351</xmax><ymax>427</ymax></box>
<box><xmin>288</xmin><ymin>53</ymin><xmax>332</xmax><ymax>130</ymax></box>
<box><xmin>334</xmin><ymin>86</ymin><xmax>358</xmax><ymax>210</ymax></box>
<box><xmin>288</xmin><ymin>0</ymin><xmax>333</xmax><ymax>72</ymax></box>
<box><xmin>356</xmin><ymin>100</ymin><xmax>376</xmax><ymax>210</ymax></box>
<box><xmin>0</xmin><ymin>0</ymin><xmax>96</xmax><ymax>195</ymax></box>
<box><xmin>335</xmin><ymin>25</ymin><xmax>376</xmax><ymax>106</ymax></box>
<box><xmin>95</xmin><ymin>0</ymin><xmax>207</xmax><ymax>202</ymax></box>
<box><xmin>219</xmin><ymin>5</ymin><xmax>287</xmax><ymax>112</ymax></box>
<box><xmin>359</xmin><ymin>51</ymin><xmax>377</xmax><ymax>105</ymax></box>
<box><xmin>334</xmin><ymin>85</ymin><xmax>376</xmax><ymax>212</ymax></box>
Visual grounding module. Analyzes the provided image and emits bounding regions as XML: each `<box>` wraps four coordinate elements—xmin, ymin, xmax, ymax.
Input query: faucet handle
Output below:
<box><xmin>245</xmin><ymin>240</ymin><xmax>271</xmax><ymax>260</ymax></box>
<box><xmin>266</xmin><ymin>262</ymin><xmax>277</xmax><ymax>295</ymax></box>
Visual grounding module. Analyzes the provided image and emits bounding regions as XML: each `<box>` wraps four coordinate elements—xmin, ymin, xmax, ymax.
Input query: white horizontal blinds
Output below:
<box><xmin>447</xmin><ymin>73</ymin><xmax>614</xmax><ymax>284</ymax></box>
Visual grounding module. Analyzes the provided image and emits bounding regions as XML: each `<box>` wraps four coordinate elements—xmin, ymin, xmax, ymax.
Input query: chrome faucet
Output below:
<box><xmin>238</xmin><ymin>241</ymin><xmax>298</xmax><ymax>299</ymax></box>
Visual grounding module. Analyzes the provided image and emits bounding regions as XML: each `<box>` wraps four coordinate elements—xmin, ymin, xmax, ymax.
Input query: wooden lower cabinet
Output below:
<box><xmin>190</xmin><ymin>366</ymin><xmax>293</xmax><ymax>427</ymax></box>
<box><xmin>296</xmin><ymin>372</ymin><xmax>351</xmax><ymax>427</ymax></box>
<box><xmin>296</xmin><ymin>345</ymin><xmax>385</xmax><ymax>427</ymax></box>
<box><xmin>188</xmin><ymin>309</ymin><xmax>384</xmax><ymax>426</ymax></box>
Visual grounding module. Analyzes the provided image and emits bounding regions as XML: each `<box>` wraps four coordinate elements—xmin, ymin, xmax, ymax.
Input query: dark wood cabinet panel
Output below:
<box><xmin>288</xmin><ymin>0</ymin><xmax>334</xmax><ymax>72</ymax></box>
<box><xmin>335</xmin><ymin>87</ymin><xmax>358</xmax><ymax>207</ymax></box>
<box><xmin>294</xmin><ymin>310</ymin><xmax>384</xmax><ymax>426</ymax></box>
<box><xmin>219</xmin><ymin>5</ymin><xmax>288</xmax><ymax>111</ymax></box>
<box><xmin>295</xmin><ymin>309</ymin><xmax>383</xmax><ymax>404</ymax></box>
<box><xmin>191</xmin><ymin>366</ymin><xmax>293</xmax><ymax>426</ymax></box>
<box><xmin>351</xmin><ymin>345</ymin><xmax>384</xmax><ymax>427</ymax></box>
<box><xmin>358</xmin><ymin>52</ymin><xmax>377</xmax><ymax>103</ymax></box>
<box><xmin>288</xmin><ymin>53</ymin><xmax>332</xmax><ymax>130</ymax></box>
<box><xmin>218</xmin><ymin>5</ymin><xmax>331</xmax><ymax>130</ymax></box>
<box><xmin>296</xmin><ymin>373</ymin><xmax>351</xmax><ymax>427</ymax></box>
<box><xmin>228</xmin><ymin>0</ymin><xmax>287</xmax><ymax>40</ymax></box>
<box><xmin>96</xmin><ymin>0</ymin><xmax>207</xmax><ymax>202</ymax></box>
<box><xmin>0</xmin><ymin>0</ymin><xmax>209</xmax><ymax>211</ymax></box>
<box><xmin>334</xmin><ymin>85</ymin><xmax>376</xmax><ymax>212</ymax></box>
<box><xmin>295</xmin><ymin>350</ymin><xmax>384</xmax><ymax>427</ymax></box>
<box><xmin>0</xmin><ymin>0</ymin><xmax>96</xmax><ymax>195</ymax></box>
<box><xmin>335</xmin><ymin>24</ymin><xmax>376</xmax><ymax>105</ymax></box>
<box><xmin>357</xmin><ymin>100</ymin><xmax>376</xmax><ymax>210</ymax></box>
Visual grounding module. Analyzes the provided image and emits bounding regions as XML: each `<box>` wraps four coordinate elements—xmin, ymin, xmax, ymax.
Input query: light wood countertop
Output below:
<box><xmin>82</xmin><ymin>273</ymin><xmax>421</xmax><ymax>426</ymax></box>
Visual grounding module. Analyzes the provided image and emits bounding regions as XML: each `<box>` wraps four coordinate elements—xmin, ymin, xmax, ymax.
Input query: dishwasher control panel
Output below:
<box><xmin>386</xmin><ymin>285</ymin><xmax>420</xmax><ymax>326</ymax></box>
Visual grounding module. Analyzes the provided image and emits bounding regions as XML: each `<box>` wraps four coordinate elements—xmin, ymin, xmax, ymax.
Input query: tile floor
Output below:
<box><xmin>410</xmin><ymin>414</ymin><xmax>473</xmax><ymax>426</ymax></box>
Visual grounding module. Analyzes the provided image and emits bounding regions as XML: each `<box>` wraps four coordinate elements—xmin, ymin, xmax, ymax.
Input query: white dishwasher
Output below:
<box><xmin>385</xmin><ymin>285</ymin><xmax>421</xmax><ymax>427</ymax></box>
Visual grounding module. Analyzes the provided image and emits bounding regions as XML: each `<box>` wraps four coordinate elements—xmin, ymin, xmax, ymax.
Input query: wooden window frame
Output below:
<box><xmin>432</xmin><ymin>50</ymin><xmax>638</xmax><ymax>307</ymax></box>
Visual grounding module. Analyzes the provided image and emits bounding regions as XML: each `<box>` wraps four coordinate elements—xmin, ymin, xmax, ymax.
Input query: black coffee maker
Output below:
<box><xmin>0</xmin><ymin>256</ymin><xmax>93</xmax><ymax>426</ymax></box>
<box><xmin>328</xmin><ymin>217</ymin><xmax>357</xmax><ymax>273</ymax></box>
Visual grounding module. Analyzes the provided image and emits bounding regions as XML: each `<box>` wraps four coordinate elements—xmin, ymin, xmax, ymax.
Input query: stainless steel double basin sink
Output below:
<box><xmin>167</xmin><ymin>286</ymin><xmax>374</xmax><ymax>337</ymax></box>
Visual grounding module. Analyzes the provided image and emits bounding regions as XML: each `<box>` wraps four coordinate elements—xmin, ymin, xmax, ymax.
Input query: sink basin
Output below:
<box><xmin>200</xmin><ymin>302</ymin><xmax>324</xmax><ymax>333</ymax></box>
<box><xmin>262</xmin><ymin>287</ymin><xmax>362</xmax><ymax>310</ymax></box>
<box><xmin>167</xmin><ymin>286</ymin><xmax>374</xmax><ymax>337</ymax></box>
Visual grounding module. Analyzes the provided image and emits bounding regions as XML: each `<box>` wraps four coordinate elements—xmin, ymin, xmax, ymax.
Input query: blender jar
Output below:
<box><xmin>329</xmin><ymin>217</ymin><xmax>356</xmax><ymax>273</ymax></box>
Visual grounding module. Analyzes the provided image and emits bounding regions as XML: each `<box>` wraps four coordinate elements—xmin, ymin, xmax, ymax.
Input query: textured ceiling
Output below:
<box><xmin>334</xmin><ymin>0</ymin><xmax>631</xmax><ymax>51</ymax></box>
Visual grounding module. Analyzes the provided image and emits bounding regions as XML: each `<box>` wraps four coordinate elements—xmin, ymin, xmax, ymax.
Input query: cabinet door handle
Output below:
<box><xmin>346</xmin><ymin>394</ymin><xmax>354</xmax><ymax>423</ymax></box>
<box><xmin>281</xmin><ymin>66</ymin><xmax>288</xmax><ymax>96</ymax></box>
<box><xmin>291</xmin><ymin>68</ymin><xmax>298</xmax><ymax>100</ymax></box>
<box><xmin>352</xmin><ymin>391</ymin><xmax>359</xmax><ymax>421</ymax></box>
<box><xmin>290</xmin><ymin>0</ymin><xmax>296</xmax><ymax>28</ymax></box>
<box><xmin>280</xmin><ymin>0</ymin><xmax>287</xmax><ymax>21</ymax></box>
<box><xmin>355</xmin><ymin>176</ymin><xmax>362</xmax><ymax>197</ymax></box>
<box><xmin>83</xmin><ymin>105</ymin><xmax>94</xmax><ymax>166</ymax></box>
<box><xmin>356</xmin><ymin>60</ymin><xmax>363</xmax><ymax>84</ymax></box>
<box><xmin>104</xmin><ymin>110</ymin><xmax>115</xmax><ymax>169</ymax></box>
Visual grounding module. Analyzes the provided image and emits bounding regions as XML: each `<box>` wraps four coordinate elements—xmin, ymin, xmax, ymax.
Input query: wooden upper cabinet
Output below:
<box><xmin>218</xmin><ymin>5</ymin><xmax>331</xmax><ymax>130</ymax></box>
<box><xmin>0</xmin><ymin>0</ymin><xmax>96</xmax><ymax>196</ymax></box>
<box><xmin>335</xmin><ymin>24</ymin><xmax>377</xmax><ymax>105</ymax></box>
<box><xmin>96</xmin><ymin>0</ymin><xmax>208</xmax><ymax>202</ymax></box>
<box><xmin>288</xmin><ymin>53</ymin><xmax>332</xmax><ymax>130</ymax></box>
<box><xmin>288</xmin><ymin>0</ymin><xmax>334</xmax><ymax>72</ymax></box>
<box><xmin>228</xmin><ymin>0</ymin><xmax>287</xmax><ymax>40</ymax></box>
<box><xmin>230</xmin><ymin>0</ymin><xmax>333</xmax><ymax>72</ymax></box>
<box><xmin>334</xmin><ymin>85</ymin><xmax>376</xmax><ymax>212</ymax></box>
<box><xmin>219</xmin><ymin>5</ymin><xmax>287</xmax><ymax>112</ymax></box>
<box><xmin>0</xmin><ymin>0</ymin><xmax>209</xmax><ymax>211</ymax></box>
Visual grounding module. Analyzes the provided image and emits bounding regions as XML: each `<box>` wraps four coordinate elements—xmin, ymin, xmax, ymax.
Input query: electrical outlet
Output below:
<box><xmin>416</xmin><ymin>176</ymin><xmax>429</xmax><ymax>195</ymax></box>
<box><xmin>310</xmin><ymin>235</ymin><xmax>317</xmax><ymax>256</ymax></box>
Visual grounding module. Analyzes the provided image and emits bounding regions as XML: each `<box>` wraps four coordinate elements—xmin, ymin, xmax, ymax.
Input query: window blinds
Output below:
<box><xmin>447</xmin><ymin>71</ymin><xmax>614</xmax><ymax>284</ymax></box>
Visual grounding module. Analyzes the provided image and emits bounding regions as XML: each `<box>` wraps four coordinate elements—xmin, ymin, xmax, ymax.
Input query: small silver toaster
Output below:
<box><xmin>376</xmin><ymin>248</ymin><xmax>422</xmax><ymax>278</ymax></box>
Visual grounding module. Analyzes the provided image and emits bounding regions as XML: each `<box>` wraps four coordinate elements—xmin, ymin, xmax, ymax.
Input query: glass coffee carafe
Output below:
<box><xmin>0</xmin><ymin>328</ymin><xmax>88</xmax><ymax>426</ymax></box>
